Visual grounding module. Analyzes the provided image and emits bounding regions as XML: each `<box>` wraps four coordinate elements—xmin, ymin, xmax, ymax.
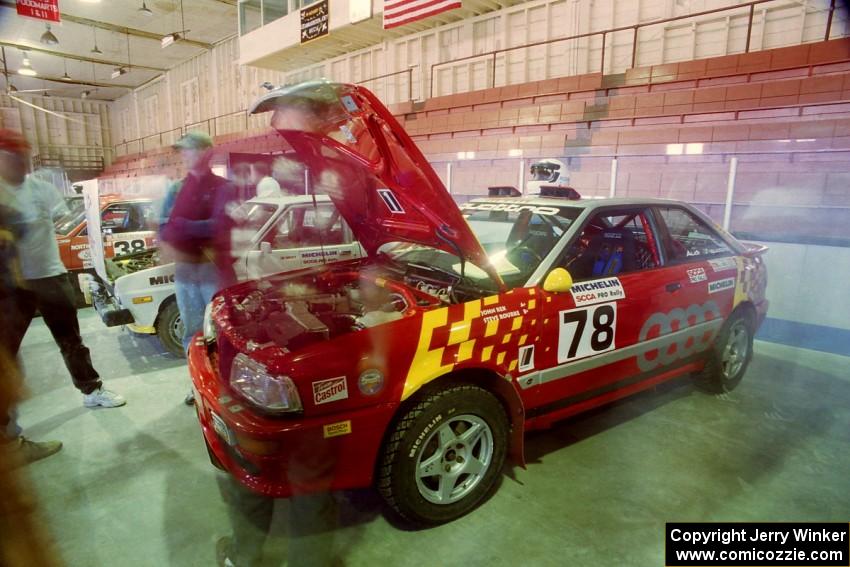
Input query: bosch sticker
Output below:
<box><xmin>323</xmin><ymin>420</ymin><xmax>352</xmax><ymax>438</ymax></box>
<box><xmin>687</xmin><ymin>267</ymin><xmax>707</xmax><ymax>283</ymax></box>
<box><xmin>570</xmin><ymin>277</ymin><xmax>625</xmax><ymax>307</ymax></box>
<box><xmin>708</xmin><ymin>257</ymin><xmax>737</xmax><ymax>272</ymax></box>
<box><xmin>312</xmin><ymin>376</ymin><xmax>348</xmax><ymax>405</ymax></box>
<box><xmin>708</xmin><ymin>277</ymin><xmax>735</xmax><ymax>294</ymax></box>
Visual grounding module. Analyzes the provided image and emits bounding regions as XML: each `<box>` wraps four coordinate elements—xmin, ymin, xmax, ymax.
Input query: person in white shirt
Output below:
<box><xmin>0</xmin><ymin>130</ymin><xmax>125</xmax><ymax>444</ymax></box>
<box><xmin>254</xmin><ymin>162</ymin><xmax>281</xmax><ymax>198</ymax></box>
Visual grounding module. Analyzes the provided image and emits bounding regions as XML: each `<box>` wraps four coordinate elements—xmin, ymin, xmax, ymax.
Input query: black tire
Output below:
<box><xmin>697</xmin><ymin>309</ymin><xmax>753</xmax><ymax>393</ymax></box>
<box><xmin>377</xmin><ymin>384</ymin><xmax>508</xmax><ymax>526</ymax></box>
<box><xmin>156</xmin><ymin>300</ymin><xmax>185</xmax><ymax>358</ymax></box>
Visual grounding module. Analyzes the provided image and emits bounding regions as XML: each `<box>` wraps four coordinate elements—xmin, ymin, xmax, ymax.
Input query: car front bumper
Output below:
<box><xmin>187</xmin><ymin>337</ymin><xmax>397</xmax><ymax>498</ymax></box>
<box><xmin>89</xmin><ymin>279</ymin><xmax>135</xmax><ymax>327</ymax></box>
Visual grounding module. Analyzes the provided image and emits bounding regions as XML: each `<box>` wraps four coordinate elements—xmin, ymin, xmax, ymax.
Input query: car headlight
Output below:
<box><xmin>229</xmin><ymin>353</ymin><xmax>302</xmax><ymax>413</ymax></box>
<box><xmin>203</xmin><ymin>301</ymin><xmax>217</xmax><ymax>343</ymax></box>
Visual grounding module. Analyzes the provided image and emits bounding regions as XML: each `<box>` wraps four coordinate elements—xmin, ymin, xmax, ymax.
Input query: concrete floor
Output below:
<box><xmin>14</xmin><ymin>308</ymin><xmax>850</xmax><ymax>566</ymax></box>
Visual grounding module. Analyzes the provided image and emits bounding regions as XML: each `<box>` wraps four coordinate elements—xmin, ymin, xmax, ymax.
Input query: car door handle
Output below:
<box><xmin>666</xmin><ymin>282</ymin><xmax>682</xmax><ymax>293</ymax></box>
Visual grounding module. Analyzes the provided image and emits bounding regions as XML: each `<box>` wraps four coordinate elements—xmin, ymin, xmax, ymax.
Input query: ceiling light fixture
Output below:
<box><xmin>60</xmin><ymin>59</ymin><xmax>71</xmax><ymax>81</ymax></box>
<box><xmin>81</xmin><ymin>90</ymin><xmax>90</xmax><ymax>99</ymax></box>
<box><xmin>163</xmin><ymin>0</ymin><xmax>189</xmax><ymax>49</ymax></box>
<box><xmin>91</xmin><ymin>27</ymin><xmax>102</xmax><ymax>54</ymax></box>
<box><xmin>139</xmin><ymin>0</ymin><xmax>154</xmax><ymax>16</ymax></box>
<box><xmin>9</xmin><ymin>83</ymin><xmax>18</xmax><ymax>93</ymax></box>
<box><xmin>111</xmin><ymin>67</ymin><xmax>127</xmax><ymax>79</ymax></box>
<box><xmin>40</xmin><ymin>24</ymin><xmax>59</xmax><ymax>46</ymax></box>
<box><xmin>161</xmin><ymin>33</ymin><xmax>178</xmax><ymax>48</ymax></box>
<box><xmin>18</xmin><ymin>54</ymin><xmax>37</xmax><ymax>77</ymax></box>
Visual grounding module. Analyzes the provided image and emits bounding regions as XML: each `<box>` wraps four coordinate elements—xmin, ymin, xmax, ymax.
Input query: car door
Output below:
<box><xmin>528</xmin><ymin>206</ymin><xmax>674</xmax><ymax>419</ymax></box>
<box><xmin>649</xmin><ymin>205</ymin><xmax>739</xmax><ymax>358</ymax></box>
<box><xmin>104</xmin><ymin>202</ymin><xmax>157</xmax><ymax>258</ymax></box>
<box><xmin>246</xmin><ymin>203</ymin><xmax>359</xmax><ymax>278</ymax></box>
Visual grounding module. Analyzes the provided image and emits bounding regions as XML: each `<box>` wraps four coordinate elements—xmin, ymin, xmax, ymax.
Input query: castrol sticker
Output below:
<box><xmin>570</xmin><ymin>277</ymin><xmax>625</xmax><ymax>307</ymax></box>
<box><xmin>312</xmin><ymin>377</ymin><xmax>349</xmax><ymax>405</ymax></box>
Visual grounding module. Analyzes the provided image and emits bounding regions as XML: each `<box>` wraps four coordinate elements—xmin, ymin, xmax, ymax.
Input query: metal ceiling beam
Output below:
<box><xmin>11</xmin><ymin>73</ymin><xmax>132</xmax><ymax>91</ymax></box>
<box><xmin>0</xmin><ymin>40</ymin><xmax>167</xmax><ymax>72</ymax></box>
<box><xmin>0</xmin><ymin>1</ymin><xmax>213</xmax><ymax>50</ymax></box>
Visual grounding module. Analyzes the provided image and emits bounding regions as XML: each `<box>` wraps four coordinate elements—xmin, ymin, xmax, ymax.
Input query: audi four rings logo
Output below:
<box><xmin>637</xmin><ymin>301</ymin><xmax>722</xmax><ymax>372</ymax></box>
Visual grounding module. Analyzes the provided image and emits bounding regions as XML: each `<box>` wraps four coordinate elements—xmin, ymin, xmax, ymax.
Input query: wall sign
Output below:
<box><xmin>16</xmin><ymin>0</ymin><xmax>60</xmax><ymax>22</ymax></box>
<box><xmin>301</xmin><ymin>0</ymin><xmax>329</xmax><ymax>44</ymax></box>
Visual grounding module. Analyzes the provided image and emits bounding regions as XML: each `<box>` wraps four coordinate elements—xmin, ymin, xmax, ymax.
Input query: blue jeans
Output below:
<box><xmin>174</xmin><ymin>262</ymin><xmax>219</xmax><ymax>353</ymax></box>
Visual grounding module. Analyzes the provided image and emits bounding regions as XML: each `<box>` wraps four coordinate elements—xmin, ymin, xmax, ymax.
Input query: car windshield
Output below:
<box><xmin>54</xmin><ymin>209</ymin><xmax>85</xmax><ymax>235</ymax></box>
<box><xmin>383</xmin><ymin>202</ymin><xmax>581</xmax><ymax>288</ymax></box>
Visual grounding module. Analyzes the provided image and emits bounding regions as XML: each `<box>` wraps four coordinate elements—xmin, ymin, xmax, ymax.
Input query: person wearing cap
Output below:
<box><xmin>0</xmin><ymin>130</ymin><xmax>124</xmax><ymax>461</ymax></box>
<box><xmin>159</xmin><ymin>131</ymin><xmax>237</xmax><ymax>405</ymax></box>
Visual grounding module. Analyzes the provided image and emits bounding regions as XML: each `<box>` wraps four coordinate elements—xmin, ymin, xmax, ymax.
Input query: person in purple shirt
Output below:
<box><xmin>159</xmin><ymin>132</ymin><xmax>237</xmax><ymax>405</ymax></box>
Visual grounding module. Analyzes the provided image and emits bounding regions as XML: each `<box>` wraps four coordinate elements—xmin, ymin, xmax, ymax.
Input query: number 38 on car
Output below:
<box><xmin>188</xmin><ymin>81</ymin><xmax>768</xmax><ymax>526</ymax></box>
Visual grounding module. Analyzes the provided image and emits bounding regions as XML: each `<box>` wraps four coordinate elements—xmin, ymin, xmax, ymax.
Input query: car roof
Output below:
<box><xmin>467</xmin><ymin>195</ymin><xmax>689</xmax><ymax>210</ymax></box>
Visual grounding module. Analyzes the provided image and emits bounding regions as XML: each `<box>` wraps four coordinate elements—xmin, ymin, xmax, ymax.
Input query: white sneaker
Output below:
<box><xmin>83</xmin><ymin>387</ymin><xmax>127</xmax><ymax>408</ymax></box>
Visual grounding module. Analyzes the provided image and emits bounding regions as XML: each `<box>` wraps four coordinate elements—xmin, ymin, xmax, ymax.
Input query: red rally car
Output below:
<box><xmin>188</xmin><ymin>81</ymin><xmax>768</xmax><ymax>526</ymax></box>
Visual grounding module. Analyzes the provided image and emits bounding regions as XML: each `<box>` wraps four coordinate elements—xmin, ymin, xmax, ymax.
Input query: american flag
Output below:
<box><xmin>383</xmin><ymin>0</ymin><xmax>462</xmax><ymax>29</ymax></box>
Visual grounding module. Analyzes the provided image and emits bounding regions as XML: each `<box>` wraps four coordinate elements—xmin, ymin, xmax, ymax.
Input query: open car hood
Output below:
<box><xmin>249</xmin><ymin>81</ymin><xmax>503</xmax><ymax>289</ymax></box>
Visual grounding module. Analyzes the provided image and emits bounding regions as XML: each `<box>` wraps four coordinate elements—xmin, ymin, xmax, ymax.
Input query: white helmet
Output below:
<box><xmin>527</xmin><ymin>159</ymin><xmax>569</xmax><ymax>193</ymax></box>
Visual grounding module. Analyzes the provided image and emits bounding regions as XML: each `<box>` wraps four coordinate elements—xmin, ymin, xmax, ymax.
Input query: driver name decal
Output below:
<box><xmin>570</xmin><ymin>277</ymin><xmax>625</xmax><ymax>307</ymax></box>
<box><xmin>313</xmin><ymin>376</ymin><xmax>349</xmax><ymax>405</ymax></box>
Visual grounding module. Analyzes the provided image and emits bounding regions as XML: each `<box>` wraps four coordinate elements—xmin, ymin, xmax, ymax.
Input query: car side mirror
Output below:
<box><xmin>543</xmin><ymin>268</ymin><xmax>574</xmax><ymax>293</ymax></box>
<box><xmin>259</xmin><ymin>241</ymin><xmax>272</xmax><ymax>254</ymax></box>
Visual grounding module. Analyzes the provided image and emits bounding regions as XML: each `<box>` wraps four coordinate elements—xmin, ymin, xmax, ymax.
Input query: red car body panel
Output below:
<box><xmin>190</xmin><ymin>82</ymin><xmax>769</xmax><ymax>499</ymax></box>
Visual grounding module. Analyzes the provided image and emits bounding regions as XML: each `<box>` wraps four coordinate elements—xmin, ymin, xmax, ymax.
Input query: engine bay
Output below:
<box><xmin>224</xmin><ymin>268</ymin><xmax>448</xmax><ymax>352</ymax></box>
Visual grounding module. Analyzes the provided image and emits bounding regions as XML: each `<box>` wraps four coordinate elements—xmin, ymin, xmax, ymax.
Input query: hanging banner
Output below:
<box><xmin>301</xmin><ymin>0</ymin><xmax>329</xmax><ymax>44</ymax></box>
<box><xmin>15</xmin><ymin>0</ymin><xmax>60</xmax><ymax>22</ymax></box>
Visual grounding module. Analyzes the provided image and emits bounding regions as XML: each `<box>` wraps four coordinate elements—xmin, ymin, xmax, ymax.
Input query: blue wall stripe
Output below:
<box><xmin>756</xmin><ymin>317</ymin><xmax>850</xmax><ymax>358</ymax></box>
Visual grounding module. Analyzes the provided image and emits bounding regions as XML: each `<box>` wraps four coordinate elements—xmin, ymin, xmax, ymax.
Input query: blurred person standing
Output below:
<box><xmin>232</xmin><ymin>162</ymin><xmax>257</xmax><ymax>202</ymax></box>
<box><xmin>271</xmin><ymin>157</ymin><xmax>305</xmax><ymax>196</ymax></box>
<box><xmin>159</xmin><ymin>132</ymin><xmax>237</xmax><ymax>405</ymax></box>
<box><xmin>254</xmin><ymin>161</ymin><xmax>281</xmax><ymax>198</ymax></box>
<box><xmin>0</xmin><ymin>129</ymin><xmax>124</xmax><ymax>421</ymax></box>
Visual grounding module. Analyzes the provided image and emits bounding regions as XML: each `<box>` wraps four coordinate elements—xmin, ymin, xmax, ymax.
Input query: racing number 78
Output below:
<box><xmin>557</xmin><ymin>303</ymin><xmax>617</xmax><ymax>363</ymax></box>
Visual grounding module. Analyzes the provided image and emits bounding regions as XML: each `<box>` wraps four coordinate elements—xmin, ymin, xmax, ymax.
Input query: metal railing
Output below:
<box><xmin>429</xmin><ymin>0</ymin><xmax>839</xmax><ymax>98</ymax></box>
<box><xmin>356</xmin><ymin>67</ymin><xmax>416</xmax><ymax>105</ymax></box>
<box><xmin>112</xmin><ymin>68</ymin><xmax>420</xmax><ymax>159</ymax></box>
<box><xmin>33</xmin><ymin>154</ymin><xmax>105</xmax><ymax>172</ymax></box>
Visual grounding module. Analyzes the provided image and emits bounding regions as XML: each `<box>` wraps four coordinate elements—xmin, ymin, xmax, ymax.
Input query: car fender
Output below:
<box><xmin>404</xmin><ymin>366</ymin><xmax>527</xmax><ymax>467</ymax></box>
<box><xmin>114</xmin><ymin>263</ymin><xmax>177</xmax><ymax>328</ymax></box>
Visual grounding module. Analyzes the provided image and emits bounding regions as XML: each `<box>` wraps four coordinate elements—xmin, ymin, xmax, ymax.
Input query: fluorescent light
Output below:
<box><xmin>666</xmin><ymin>143</ymin><xmax>684</xmax><ymax>155</ymax></box>
<box><xmin>161</xmin><ymin>34</ymin><xmax>177</xmax><ymax>48</ymax></box>
<box><xmin>111</xmin><ymin>67</ymin><xmax>127</xmax><ymax>79</ymax></box>
<box><xmin>685</xmin><ymin>143</ymin><xmax>704</xmax><ymax>155</ymax></box>
<box><xmin>508</xmin><ymin>149</ymin><xmax>523</xmax><ymax>157</ymax></box>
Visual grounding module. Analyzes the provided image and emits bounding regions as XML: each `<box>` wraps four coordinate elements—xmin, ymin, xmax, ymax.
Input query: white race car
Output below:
<box><xmin>89</xmin><ymin>194</ymin><xmax>363</xmax><ymax>356</ymax></box>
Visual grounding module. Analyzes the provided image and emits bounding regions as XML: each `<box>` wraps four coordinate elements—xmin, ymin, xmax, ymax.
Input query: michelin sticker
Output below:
<box><xmin>687</xmin><ymin>267</ymin><xmax>707</xmax><ymax>283</ymax></box>
<box><xmin>708</xmin><ymin>277</ymin><xmax>736</xmax><ymax>294</ymax></box>
<box><xmin>708</xmin><ymin>257</ymin><xmax>737</xmax><ymax>272</ymax></box>
<box><xmin>570</xmin><ymin>277</ymin><xmax>625</xmax><ymax>307</ymax></box>
<box><xmin>312</xmin><ymin>376</ymin><xmax>349</xmax><ymax>405</ymax></box>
